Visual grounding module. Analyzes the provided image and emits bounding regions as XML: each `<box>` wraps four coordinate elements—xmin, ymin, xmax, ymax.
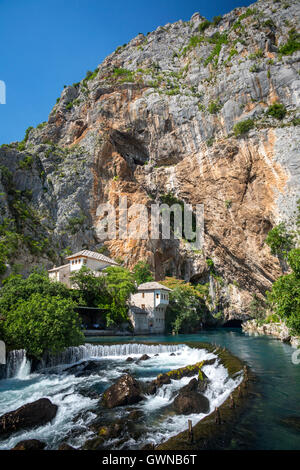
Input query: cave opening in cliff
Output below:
<box><xmin>222</xmin><ymin>319</ymin><xmax>243</xmax><ymax>328</ymax></box>
<box><xmin>110</xmin><ymin>129</ymin><xmax>149</xmax><ymax>167</ymax></box>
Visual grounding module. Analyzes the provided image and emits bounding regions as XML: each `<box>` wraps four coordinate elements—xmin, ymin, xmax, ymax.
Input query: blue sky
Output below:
<box><xmin>0</xmin><ymin>0</ymin><xmax>252</xmax><ymax>145</ymax></box>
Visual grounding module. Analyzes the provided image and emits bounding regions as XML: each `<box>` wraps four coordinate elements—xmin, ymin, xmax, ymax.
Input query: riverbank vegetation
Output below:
<box><xmin>256</xmin><ymin>200</ymin><xmax>300</xmax><ymax>335</ymax></box>
<box><xmin>70</xmin><ymin>265</ymin><xmax>136</xmax><ymax>326</ymax></box>
<box><xmin>0</xmin><ymin>271</ymin><xmax>83</xmax><ymax>358</ymax></box>
<box><xmin>161</xmin><ymin>277</ymin><xmax>209</xmax><ymax>334</ymax></box>
<box><xmin>0</xmin><ymin>265</ymin><xmax>138</xmax><ymax>358</ymax></box>
<box><xmin>266</xmin><ymin>248</ymin><xmax>300</xmax><ymax>335</ymax></box>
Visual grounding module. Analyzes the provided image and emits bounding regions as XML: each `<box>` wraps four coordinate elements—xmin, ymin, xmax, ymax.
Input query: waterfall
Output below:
<box><xmin>4</xmin><ymin>350</ymin><xmax>31</xmax><ymax>379</ymax></box>
<box><xmin>37</xmin><ymin>343</ymin><xmax>185</xmax><ymax>370</ymax></box>
<box><xmin>1</xmin><ymin>343</ymin><xmax>185</xmax><ymax>378</ymax></box>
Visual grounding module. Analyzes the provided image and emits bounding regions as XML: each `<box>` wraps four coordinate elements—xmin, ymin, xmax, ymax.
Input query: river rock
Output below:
<box><xmin>65</xmin><ymin>360</ymin><xmax>103</xmax><ymax>377</ymax></box>
<box><xmin>126</xmin><ymin>357</ymin><xmax>134</xmax><ymax>362</ymax></box>
<box><xmin>58</xmin><ymin>443</ymin><xmax>76</xmax><ymax>450</ymax></box>
<box><xmin>173</xmin><ymin>391</ymin><xmax>210</xmax><ymax>415</ymax></box>
<box><xmin>127</xmin><ymin>409</ymin><xmax>144</xmax><ymax>420</ymax></box>
<box><xmin>179</xmin><ymin>372</ymin><xmax>209</xmax><ymax>394</ymax></box>
<box><xmin>197</xmin><ymin>370</ymin><xmax>209</xmax><ymax>393</ymax></box>
<box><xmin>141</xmin><ymin>443</ymin><xmax>155</xmax><ymax>450</ymax></box>
<box><xmin>138</xmin><ymin>354</ymin><xmax>150</xmax><ymax>361</ymax></box>
<box><xmin>242</xmin><ymin>320</ymin><xmax>292</xmax><ymax>343</ymax></box>
<box><xmin>78</xmin><ymin>386</ymin><xmax>100</xmax><ymax>400</ymax></box>
<box><xmin>86</xmin><ymin>417</ymin><xmax>132</xmax><ymax>449</ymax></box>
<box><xmin>145</xmin><ymin>372</ymin><xmax>171</xmax><ymax>395</ymax></box>
<box><xmin>11</xmin><ymin>439</ymin><xmax>46</xmax><ymax>450</ymax></box>
<box><xmin>149</xmin><ymin>362</ymin><xmax>209</xmax><ymax>395</ymax></box>
<box><xmin>101</xmin><ymin>374</ymin><xmax>143</xmax><ymax>408</ymax></box>
<box><xmin>180</xmin><ymin>378</ymin><xmax>198</xmax><ymax>393</ymax></box>
<box><xmin>82</xmin><ymin>436</ymin><xmax>106</xmax><ymax>450</ymax></box>
<box><xmin>0</xmin><ymin>398</ymin><xmax>58</xmax><ymax>436</ymax></box>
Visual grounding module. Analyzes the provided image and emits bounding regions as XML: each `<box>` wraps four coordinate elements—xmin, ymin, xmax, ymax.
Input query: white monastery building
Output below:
<box><xmin>129</xmin><ymin>282</ymin><xmax>171</xmax><ymax>334</ymax></box>
<box><xmin>49</xmin><ymin>251</ymin><xmax>172</xmax><ymax>334</ymax></box>
<box><xmin>48</xmin><ymin>250</ymin><xmax>118</xmax><ymax>287</ymax></box>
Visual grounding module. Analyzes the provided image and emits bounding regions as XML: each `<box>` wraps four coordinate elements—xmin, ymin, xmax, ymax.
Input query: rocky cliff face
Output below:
<box><xmin>0</xmin><ymin>0</ymin><xmax>299</xmax><ymax>320</ymax></box>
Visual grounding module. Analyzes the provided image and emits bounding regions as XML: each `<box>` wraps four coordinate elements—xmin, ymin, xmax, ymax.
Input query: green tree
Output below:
<box><xmin>249</xmin><ymin>294</ymin><xmax>267</xmax><ymax>321</ymax></box>
<box><xmin>0</xmin><ymin>270</ymin><xmax>72</xmax><ymax>316</ymax></box>
<box><xmin>70</xmin><ymin>266</ymin><xmax>108</xmax><ymax>307</ymax></box>
<box><xmin>265</xmin><ymin>222</ymin><xmax>293</xmax><ymax>258</ymax></box>
<box><xmin>161</xmin><ymin>277</ymin><xmax>208</xmax><ymax>334</ymax></box>
<box><xmin>104</xmin><ymin>266</ymin><xmax>136</xmax><ymax>302</ymax></box>
<box><xmin>103</xmin><ymin>266</ymin><xmax>136</xmax><ymax>326</ymax></box>
<box><xmin>267</xmin><ymin>248</ymin><xmax>300</xmax><ymax>335</ymax></box>
<box><xmin>132</xmin><ymin>260</ymin><xmax>154</xmax><ymax>285</ymax></box>
<box><xmin>3</xmin><ymin>293</ymin><xmax>84</xmax><ymax>358</ymax></box>
<box><xmin>71</xmin><ymin>266</ymin><xmax>136</xmax><ymax>327</ymax></box>
<box><xmin>288</xmin><ymin>248</ymin><xmax>300</xmax><ymax>276</ymax></box>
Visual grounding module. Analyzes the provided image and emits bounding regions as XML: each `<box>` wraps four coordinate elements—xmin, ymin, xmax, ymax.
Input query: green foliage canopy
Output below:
<box><xmin>132</xmin><ymin>261</ymin><xmax>154</xmax><ymax>285</ymax></box>
<box><xmin>265</xmin><ymin>222</ymin><xmax>293</xmax><ymax>258</ymax></box>
<box><xmin>161</xmin><ymin>277</ymin><xmax>208</xmax><ymax>334</ymax></box>
<box><xmin>265</xmin><ymin>202</ymin><xmax>300</xmax><ymax>335</ymax></box>
<box><xmin>3</xmin><ymin>293</ymin><xmax>83</xmax><ymax>358</ymax></box>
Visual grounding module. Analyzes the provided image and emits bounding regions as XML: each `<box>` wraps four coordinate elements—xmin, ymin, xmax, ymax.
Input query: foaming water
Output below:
<box><xmin>91</xmin><ymin>330</ymin><xmax>300</xmax><ymax>450</ymax></box>
<box><xmin>4</xmin><ymin>350</ymin><xmax>31</xmax><ymax>379</ymax></box>
<box><xmin>15</xmin><ymin>355</ymin><xmax>31</xmax><ymax>380</ymax></box>
<box><xmin>0</xmin><ymin>343</ymin><xmax>238</xmax><ymax>450</ymax></box>
<box><xmin>38</xmin><ymin>343</ymin><xmax>185</xmax><ymax>371</ymax></box>
<box><xmin>126</xmin><ymin>360</ymin><xmax>242</xmax><ymax>449</ymax></box>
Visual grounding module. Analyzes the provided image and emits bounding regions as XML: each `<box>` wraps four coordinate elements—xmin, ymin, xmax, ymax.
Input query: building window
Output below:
<box><xmin>142</xmin><ymin>293</ymin><xmax>145</xmax><ymax>298</ymax></box>
<box><xmin>84</xmin><ymin>259</ymin><xmax>87</xmax><ymax>264</ymax></box>
<box><xmin>156</xmin><ymin>293</ymin><xmax>159</xmax><ymax>299</ymax></box>
<box><xmin>141</xmin><ymin>304</ymin><xmax>145</xmax><ymax>309</ymax></box>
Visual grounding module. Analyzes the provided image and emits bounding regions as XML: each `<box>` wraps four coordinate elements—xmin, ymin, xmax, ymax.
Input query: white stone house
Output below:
<box><xmin>129</xmin><ymin>282</ymin><xmax>172</xmax><ymax>334</ymax></box>
<box><xmin>48</xmin><ymin>250</ymin><xmax>118</xmax><ymax>287</ymax></box>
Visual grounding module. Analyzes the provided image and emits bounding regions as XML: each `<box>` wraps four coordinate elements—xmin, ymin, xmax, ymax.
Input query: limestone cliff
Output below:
<box><xmin>0</xmin><ymin>0</ymin><xmax>299</xmax><ymax>320</ymax></box>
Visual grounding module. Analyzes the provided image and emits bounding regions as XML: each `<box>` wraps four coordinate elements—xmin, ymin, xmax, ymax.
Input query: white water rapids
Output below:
<box><xmin>0</xmin><ymin>343</ymin><xmax>243</xmax><ymax>449</ymax></box>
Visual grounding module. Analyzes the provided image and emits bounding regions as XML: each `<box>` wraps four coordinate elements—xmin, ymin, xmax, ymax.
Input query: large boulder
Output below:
<box><xmin>11</xmin><ymin>439</ymin><xmax>46</xmax><ymax>450</ymax></box>
<box><xmin>0</xmin><ymin>398</ymin><xmax>58</xmax><ymax>436</ymax></box>
<box><xmin>84</xmin><ymin>417</ymin><xmax>133</xmax><ymax>450</ymax></box>
<box><xmin>102</xmin><ymin>374</ymin><xmax>143</xmax><ymax>408</ymax></box>
<box><xmin>179</xmin><ymin>378</ymin><xmax>198</xmax><ymax>393</ymax></box>
<box><xmin>179</xmin><ymin>375</ymin><xmax>210</xmax><ymax>394</ymax></box>
<box><xmin>173</xmin><ymin>391</ymin><xmax>210</xmax><ymax>415</ymax></box>
<box><xmin>138</xmin><ymin>354</ymin><xmax>150</xmax><ymax>361</ymax></box>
